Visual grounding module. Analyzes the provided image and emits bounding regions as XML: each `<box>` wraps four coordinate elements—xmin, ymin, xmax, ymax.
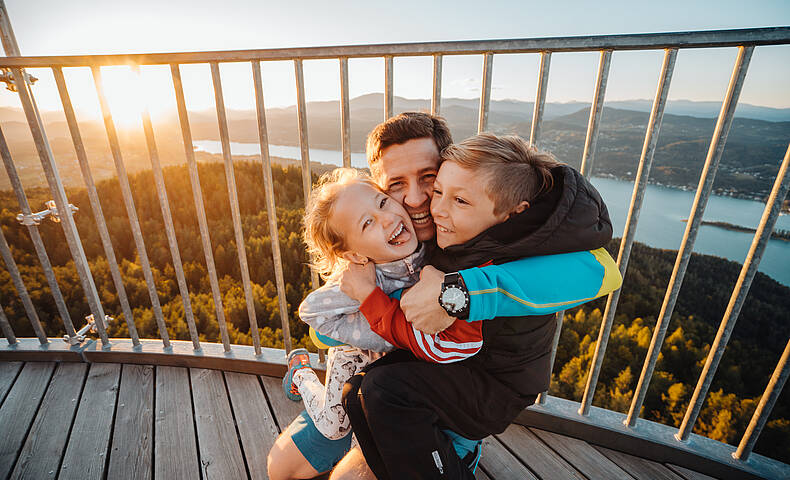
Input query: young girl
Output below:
<box><xmin>280</xmin><ymin>168</ymin><xmax>484</xmax><ymax>475</ymax></box>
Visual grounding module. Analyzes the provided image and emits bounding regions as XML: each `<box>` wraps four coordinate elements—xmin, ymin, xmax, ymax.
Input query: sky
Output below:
<box><xmin>0</xmin><ymin>0</ymin><xmax>788</xmax><ymax>123</ymax></box>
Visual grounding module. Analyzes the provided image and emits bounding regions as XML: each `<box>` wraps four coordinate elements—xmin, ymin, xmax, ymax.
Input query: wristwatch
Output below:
<box><xmin>439</xmin><ymin>272</ymin><xmax>470</xmax><ymax>320</ymax></box>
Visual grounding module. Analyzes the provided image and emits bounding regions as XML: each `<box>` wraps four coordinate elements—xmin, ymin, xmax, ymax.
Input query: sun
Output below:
<box><xmin>98</xmin><ymin>66</ymin><xmax>147</xmax><ymax>130</ymax></box>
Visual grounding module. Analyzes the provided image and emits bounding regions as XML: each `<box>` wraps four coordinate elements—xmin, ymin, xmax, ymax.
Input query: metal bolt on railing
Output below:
<box><xmin>0</xmin><ymin>66</ymin><xmax>36</xmax><ymax>91</ymax></box>
<box><xmin>63</xmin><ymin>313</ymin><xmax>112</xmax><ymax>345</ymax></box>
<box><xmin>16</xmin><ymin>200</ymin><xmax>78</xmax><ymax>225</ymax></box>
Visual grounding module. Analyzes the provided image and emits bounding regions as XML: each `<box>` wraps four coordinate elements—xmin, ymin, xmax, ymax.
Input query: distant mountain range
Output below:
<box><xmin>1</xmin><ymin>94</ymin><xmax>788</xmax><ymax>200</ymax></box>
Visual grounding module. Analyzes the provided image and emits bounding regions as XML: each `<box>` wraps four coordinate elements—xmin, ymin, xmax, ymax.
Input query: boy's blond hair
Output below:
<box><xmin>441</xmin><ymin>134</ymin><xmax>563</xmax><ymax>215</ymax></box>
<box><xmin>303</xmin><ymin>168</ymin><xmax>381</xmax><ymax>280</ymax></box>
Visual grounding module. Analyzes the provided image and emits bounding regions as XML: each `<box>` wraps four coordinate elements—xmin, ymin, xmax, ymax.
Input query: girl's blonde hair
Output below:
<box><xmin>303</xmin><ymin>168</ymin><xmax>381</xmax><ymax>280</ymax></box>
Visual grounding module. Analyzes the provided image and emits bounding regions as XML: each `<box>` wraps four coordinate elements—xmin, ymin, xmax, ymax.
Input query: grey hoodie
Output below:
<box><xmin>298</xmin><ymin>244</ymin><xmax>426</xmax><ymax>352</ymax></box>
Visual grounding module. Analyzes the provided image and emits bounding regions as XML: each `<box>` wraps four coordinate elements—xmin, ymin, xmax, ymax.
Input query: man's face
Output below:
<box><xmin>376</xmin><ymin>137</ymin><xmax>440</xmax><ymax>242</ymax></box>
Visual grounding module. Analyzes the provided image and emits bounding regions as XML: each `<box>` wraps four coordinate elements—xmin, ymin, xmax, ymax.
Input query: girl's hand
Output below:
<box><xmin>339</xmin><ymin>261</ymin><xmax>376</xmax><ymax>303</ymax></box>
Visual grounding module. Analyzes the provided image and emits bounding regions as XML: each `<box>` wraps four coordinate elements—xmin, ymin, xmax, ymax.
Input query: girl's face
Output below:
<box><xmin>330</xmin><ymin>182</ymin><xmax>419</xmax><ymax>264</ymax></box>
<box><xmin>430</xmin><ymin>161</ymin><xmax>510</xmax><ymax>249</ymax></box>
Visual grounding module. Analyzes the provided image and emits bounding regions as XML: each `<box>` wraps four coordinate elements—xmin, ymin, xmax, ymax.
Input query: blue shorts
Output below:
<box><xmin>286</xmin><ymin>410</ymin><xmax>353</xmax><ymax>473</ymax></box>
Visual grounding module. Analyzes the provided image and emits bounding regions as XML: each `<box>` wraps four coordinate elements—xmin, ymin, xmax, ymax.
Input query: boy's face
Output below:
<box><xmin>430</xmin><ymin>161</ymin><xmax>509</xmax><ymax>249</ymax></box>
<box><xmin>376</xmin><ymin>137</ymin><xmax>440</xmax><ymax>242</ymax></box>
<box><xmin>331</xmin><ymin>182</ymin><xmax>419</xmax><ymax>264</ymax></box>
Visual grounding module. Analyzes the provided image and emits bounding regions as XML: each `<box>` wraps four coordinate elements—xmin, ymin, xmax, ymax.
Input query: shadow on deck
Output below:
<box><xmin>0</xmin><ymin>360</ymin><xmax>724</xmax><ymax>480</ymax></box>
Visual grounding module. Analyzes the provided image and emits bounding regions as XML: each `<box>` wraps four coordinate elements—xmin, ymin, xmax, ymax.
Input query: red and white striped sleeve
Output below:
<box><xmin>359</xmin><ymin>288</ymin><xmax>483</xmax><ymax>363</ymax></box>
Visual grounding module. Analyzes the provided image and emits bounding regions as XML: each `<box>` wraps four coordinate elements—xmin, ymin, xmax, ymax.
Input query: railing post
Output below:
<box><xmin>579</xmin><ymin>48</ymin><xmax>677</xmax><ymax>416</ymax></box>
<box><xmin>170</xmin><ymin>63</ymin><xmax>232</xmax><ymax>352</ymax></box>
<box><xmin>734</xmin><ymin>338</ymin><xmax>790</xmax><ymax>461</ymax></box>
<box><xmin>579</xmin><ymin>50</ymin><xmax>612</xmax><ymax>177</ymax></box>
<box><xmin>339</xmin><ymin>57</ymin><xmax>351</xmax><ymax>168</ymax></box>
<box><xmin>52</xmin><ymin>66</ymin><xmax>140</xmax><ymax>346</ymax></box>
<box><xmin>677</xmin><ymin>142</ymin><xmax>790</xmax><ymax>441</ymax></box>
<box><xmin>384</xmin><ymin>55</ymin><xmax>394</xmax><ymax>119</ymax></box>
<box><xmin>0</xmin><ymin>6</ymin><xmax>109</xmax><ymax>345</ymax></box>
<box><xmin>252</xmin><ymin>61</ymin><xmax>294</xmax><ymax>353</ymax></box>
<box><xmin>131</xmin><ymin>65</ymin><xmax>199</xmax><ymax>350</ymax></box>
<box><xmin>91</xmin><ymin>65</ymin><xmax>170</xmax><ymax>349</ymax></box>
<box><xmin>0</xmin><ymin>223</ymin><xmax>45</xmax><ymax>343</ymax></box>
<box><xmin>0</xmin><ymin>296</ymin><xmax>16</xmax><ymax>344</ymax></box>
<box><xmin>626</xmin><ymin>46</ymin><xmax>754</xmax><ymax>427</ymax></box>
<box><xmin>529</xmin><ymin>52</ymin><xmax>551</xmax><ymax>148</ymax></box>
<box><xmin>478</xmin><ymin>52</ymin><xmax>493</xmax><ymax>133</ymax></box>
<box><xmin>431</xmin><ymin>54</ymin><xmax>442</xmax><ymax>116</ymax></box>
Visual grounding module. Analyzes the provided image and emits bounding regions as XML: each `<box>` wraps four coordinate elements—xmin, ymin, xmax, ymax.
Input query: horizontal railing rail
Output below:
<box><xmin>0</xmin><ymin>5</ymin><xmax>788</xmax><ymax>475</ymax></box>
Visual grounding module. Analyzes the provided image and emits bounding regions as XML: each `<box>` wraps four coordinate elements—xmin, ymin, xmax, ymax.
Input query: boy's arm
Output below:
<box><xmin>298</xmin><ymin>283</ymin><xmax>394</xmax><ymax>352</ymax></box>
<box><xmin>359</xmin><ymin>288</ymin><xmax>483</xmax><ymax>363</ymax></box>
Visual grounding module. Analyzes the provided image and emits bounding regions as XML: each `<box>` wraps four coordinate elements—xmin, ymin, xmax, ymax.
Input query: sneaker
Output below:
<box><xmin>282</xmin><ymin>348</ymin><xmax>311</xmax><ymax>402</ymax></box>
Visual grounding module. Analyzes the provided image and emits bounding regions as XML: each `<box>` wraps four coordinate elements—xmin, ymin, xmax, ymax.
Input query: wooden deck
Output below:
<box><xmin>0</xmin><ymin>361</ymin><xmax>721</xmax><ymax>480</ymax></box>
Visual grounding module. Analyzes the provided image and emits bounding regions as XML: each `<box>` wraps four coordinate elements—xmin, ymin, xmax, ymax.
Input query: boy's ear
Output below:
<box><xmin>341</xmin><ymin>251</ymin><xmax>369</xmax><ymax>266</ymax></box>
<box><xmin>509</xmin><ymin>201</ymin><xmax>530</xmax><ymax>217</ymax></box>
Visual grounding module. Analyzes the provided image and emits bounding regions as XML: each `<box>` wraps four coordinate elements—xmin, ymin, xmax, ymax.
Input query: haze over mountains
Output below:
<box><xmin>1</xmin><ymin>94</ymin><xmax>788</xmax><ymax>200</ymax></box>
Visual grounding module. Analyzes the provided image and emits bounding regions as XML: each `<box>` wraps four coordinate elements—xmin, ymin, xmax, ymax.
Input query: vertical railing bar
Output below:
<box><xmin>579</xmin><ymin>50</ymin><xmax>612</xmax><ymax>177</ymax></box>
<box><xmin>530</xmin><ymin>51</ymin><xmax>551</xmax><ymax>147</ymax></box>
<box><xmin>91</xmin><ymin>65</ymin><xmax>170</xmax><ymax>348</ymax></box>
<box><xmin>0</xmin><ymin>297</ymin><xmax>16</xmax><ymax>345</ymax></box>
<box><xmin>477</xmin><ymin>52</ymin><xmax>493</xmax><ymax>134</ymax></box>
<box><xmin>579</xmin><ymin>48</ymin><xmax>677</xmax><ymax>416</ymax></box>
<box><xmin>0</xmin><ymin>224</ymin><xmax>46</xmax><ymax>343</ymax></box>
<box><xmin>252</xmin><ymin>60</ymin><xmax>293</xmax><ymax>354</ymax></box>
<box><xmin>431</xmin><ymin>54</ymin><xmax>442</xmax><ymax>116</ymax></box>
<box><xmin>734</xmin><ymin>338</ymin><xmax>790</xmax><ymax>461</ymax></box>
<box><xmin>0</xmin><ymin>127</ymin><xmax>72</xmax><ymax>342</ymax></box>
<box><xmin>210</xmin><ymin>61</ymin><xmax>262</xmax><ymax>355</ymax></box>
<box><xmin>170</xmin><ymin>63</ymin><xmax>231</xmax><ymax>352</ymax></box>
<box><xmin>52</xmin><ymin>66</ymin><xmax>138</xmax><ymax>345</ymax></box>
<box><xmin>131</xmin><ymin>65</ymin><xmax>199</xmax><ymax>350</ymax></box>
<box><xmin>5</xmin><ymin>66</ymin><xmax>109</xmax><ymax>344</ymax></box>
<box><xmin>537</xmin><ymin>312</ymin><xmax>563</xmax><ymax>405</ymax></box>
<box><xmin>294</xmin><ymin>58</ymin><xmax>320</xmax><ymax>290</ymax></box>
<box><xmin>677</xmin><ymin>142</ymin><xmax>790</xmax><ymax>441</ymax></box>
<box><xmin>384</xmin><ymin>55</ymin><xmax>393</xmax><ymax>120</ymax></box>
<box><xmin>339</xmin><ymin>57</ymin><xmax>351</xmax><ymax>168</ymax></box>
<box><xmin>626</xmin><ymin>46</ymin><xmax>754</xmax><ymax>427</ymax></box>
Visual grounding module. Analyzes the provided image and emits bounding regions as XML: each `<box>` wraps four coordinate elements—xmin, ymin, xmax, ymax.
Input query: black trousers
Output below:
<box><xmin>342</xmin><ymin>350</ymin><xmax>536</xmax><ymax>479</ymax></box>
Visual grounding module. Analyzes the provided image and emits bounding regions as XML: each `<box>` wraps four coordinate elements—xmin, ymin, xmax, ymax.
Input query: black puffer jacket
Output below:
<box><xmin>429</xmin><ymin>165</ymin><xmax>612</xmax><ymax>398</ymax></box>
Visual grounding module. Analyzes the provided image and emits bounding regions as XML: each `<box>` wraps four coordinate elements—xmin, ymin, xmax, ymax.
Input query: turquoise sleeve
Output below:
<box><xmin>459</xmin><ymin>249</ymin><xmax>621</xmax><ymax>321</ymax></box>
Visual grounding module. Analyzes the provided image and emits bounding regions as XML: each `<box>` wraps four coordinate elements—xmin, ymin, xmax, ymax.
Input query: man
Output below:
<box><xmin>331</xmin><ymin>112</ymin><xmax>616</xmax><ymax>479</ymax></box>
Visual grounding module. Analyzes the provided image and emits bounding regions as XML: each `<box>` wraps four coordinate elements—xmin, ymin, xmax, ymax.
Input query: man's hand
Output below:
<box><xmin>400</xmin><ymin>265</ymin><xmax>455</xmax><ymax>335</ymax></box>
<box><xmin>339</xmin><ymin>261</ymin><xmax>376</xmax><ymax>303</ymax></box>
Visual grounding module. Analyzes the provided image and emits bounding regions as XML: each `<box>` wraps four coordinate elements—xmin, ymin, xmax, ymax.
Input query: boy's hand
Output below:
<box><xmin>401</xmin><ymin>265</ymin><xmax>455</xmax><ymax>334</ymax></box>
<box><xmin>339</xmin><ymin>261</ymin><xmax>376</xmax><ymax>303</ymax></box>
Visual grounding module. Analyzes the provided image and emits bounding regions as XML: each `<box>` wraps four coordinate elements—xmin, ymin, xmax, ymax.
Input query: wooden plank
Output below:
<box><xmin>107</xmin><ymin>364</ymin><xmax>154</xmax><ymax>480</ymax></box>
<box><xmin>0</xmin><ymin>361</ymin><xmax>23</xmax><ymax>405</ymax></box>
<box><xmin>596</xmin><ymin>446</ymin><xmax>685</xmax><ymax>480</ymax></box>
<box><xmin>496</xmin><ymin>424</ymin><xmax>585</xmax><ymax>480</ymax></box>
<box><xmin>667</xmin><ymin>463</ymin><xmax>719</xmax><ymax>480</ymax></box>
<box><xmin>11</xmin><ymin>362</ymin><xmax>87</xmax><ymax>480</ymax></box>
<box><xmin>478</xmin><ymin>436</ymin><xmax>538</xmax><ymax>480</ymax></box>
<box><xmin>59</xmin><ymin>363</ymin><xmax>121</xmax><ymax>480</ymax></box>
<box><xmin>0</xmin><ymin>361</ymin><xmax>55</xmax><ymax>478</ymax></box>
<box><xmin>475</xmin><ymin>466</ymin><xmax>492</xmax><ymax>480</ymax></box>
<box><xmin>154</xmin><ymin>366</ymin><xmax>199</xmax><ymax>480</ymax></box>
<box><xmin>260</xmin><ymin>374</ymin><xmax>304</xmax><ymax>431</ymax></box>
<box><xmin>225</xmin><ymin>372</ymin><xmax>280</xmax><ymax>480</ymax></box>
<box><xmin>190</xmin><ymin>368</ymin><xmax>247</xmax><ymax>480</ymax></box>
<box><xmin>531</xmin><ymin>428</ymin><xmax>635</xmax><ymax>480</ymax></box>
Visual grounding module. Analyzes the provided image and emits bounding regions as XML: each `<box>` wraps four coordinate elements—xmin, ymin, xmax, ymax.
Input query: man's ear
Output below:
<box><xmin>509</xmin><ymin>200</ymin><xmax>530</xmax><ymax>217</ymax></box>
<box><xmin>341</xmin><ymin>251</ymin><xmax>369</xmax><ymax>265</ymax></box>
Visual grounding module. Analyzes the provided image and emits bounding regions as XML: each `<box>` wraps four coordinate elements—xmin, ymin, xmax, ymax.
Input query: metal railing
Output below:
<box><xmin>0</xmin><ymin>2</ymin><xmax>788</xmax><ymax>473</ymax></box>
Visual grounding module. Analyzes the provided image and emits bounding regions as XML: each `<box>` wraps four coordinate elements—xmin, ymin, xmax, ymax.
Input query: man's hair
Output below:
<box><xmin>366</xmin><ymin>112</ymin><xmax>453</xmax><ymax>181</ymax></box>
<box><xmin>441</xmin><ymin>134</ymin><xmax>563</xmax><ymax>215</ymax></box>
<box><xmin>303</xmin><ymin>168</ymin><xmax>382</xmax><ymax>279</ymax></box>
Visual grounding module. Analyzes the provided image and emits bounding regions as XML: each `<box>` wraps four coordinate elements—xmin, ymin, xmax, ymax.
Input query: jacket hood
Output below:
<box><xmin>431</xmin><ymin>165</ymin><xmax>612</xmax><ymax>271</ymax></box>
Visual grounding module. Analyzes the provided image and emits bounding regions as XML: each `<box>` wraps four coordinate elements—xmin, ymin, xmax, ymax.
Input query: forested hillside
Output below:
<box><xmin>1</xmin><ymin>161</ymin><xmax>788</xmax><ymax>462</ymax></box>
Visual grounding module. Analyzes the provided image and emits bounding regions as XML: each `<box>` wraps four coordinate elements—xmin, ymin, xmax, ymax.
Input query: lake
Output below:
<box><xmin>193</xmin><ymin>140</ymin><xmax>790</xmax><ymax>287</ymax></box>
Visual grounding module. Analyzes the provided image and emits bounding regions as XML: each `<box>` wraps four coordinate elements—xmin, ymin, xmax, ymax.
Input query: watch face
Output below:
<box><xmin>441</xmin><ymin>286</ymin><xmax>467</xmax><ymax>312</ymax></box>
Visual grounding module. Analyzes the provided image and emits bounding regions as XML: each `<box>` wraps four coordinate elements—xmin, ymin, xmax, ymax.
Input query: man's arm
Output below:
<box><xmin>401</xmin><ymin>247</ymin><xmax>622</xmax><ymax>333</ymax></box>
